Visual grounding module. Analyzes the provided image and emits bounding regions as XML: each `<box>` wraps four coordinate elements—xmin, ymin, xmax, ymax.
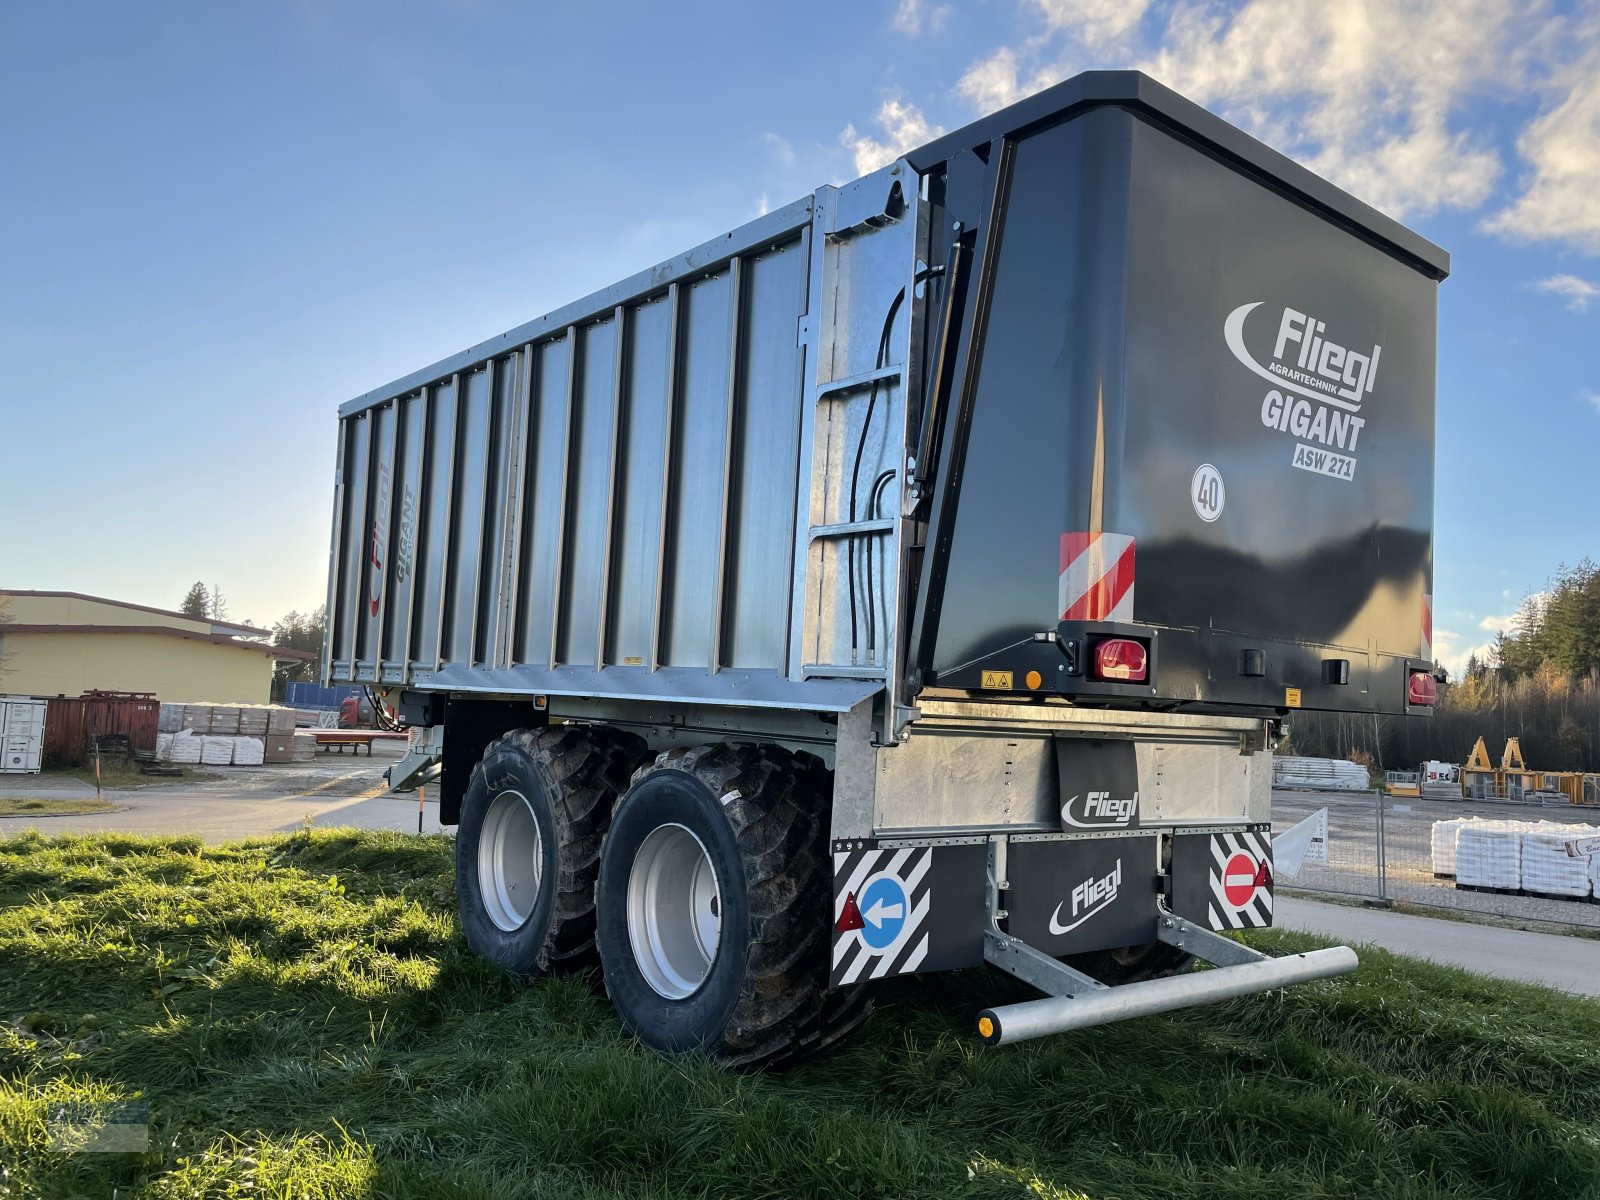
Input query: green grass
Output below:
<box><xmin>0</xmin><ymin>796</ymin><xmax>122</xmax><ymax>816</ymax></box>
<box><xmin>2</xmin><ymin>832</ymin><xmax>1598</xmax><ymax>1199</ymax></box>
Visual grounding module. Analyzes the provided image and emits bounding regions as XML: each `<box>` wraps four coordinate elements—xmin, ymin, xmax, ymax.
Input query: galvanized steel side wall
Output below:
<box><xmin>327</xmin><ymin>220</ymin><xmax>817</xmax><ymax>691</ymax></box>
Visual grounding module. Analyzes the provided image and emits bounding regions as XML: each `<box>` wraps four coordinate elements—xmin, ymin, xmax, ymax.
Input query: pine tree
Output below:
<box><xmin>180</xmin><ymin>582</ymin><xmax>210</xmax><ymax>619</ymax></box>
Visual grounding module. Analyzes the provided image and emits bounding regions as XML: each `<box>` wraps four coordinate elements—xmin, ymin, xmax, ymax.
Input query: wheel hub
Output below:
<box><xmin>479</xmin><ymin>789</ymin><xmax>543</xmax><ymax>932</ymax></box>
<box><xmin>627</xmin><ymin>823</ymin><xmax>722</xmax><ymax>999</ymax></box>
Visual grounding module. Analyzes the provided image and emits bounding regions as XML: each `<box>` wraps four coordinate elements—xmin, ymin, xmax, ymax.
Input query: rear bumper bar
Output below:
<box><xmin>977</xmin><ymin>944</ymin><xmax>1357</xmax><ymax>1044</ymax></box>
<box><xmin>975</xmin><ymin>836</ymin><xmax>1357</xmax><ymax>1045</ymax></box>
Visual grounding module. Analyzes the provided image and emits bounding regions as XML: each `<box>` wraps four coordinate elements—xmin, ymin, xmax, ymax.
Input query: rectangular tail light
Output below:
<box><xmin>1407</xmin><ymin>670</ymin><xmax>1437</xmax><ymax>707</ymax></box>
<box><xmin>1092</xmin><ymin>638</ymin><xmax>1148</xmax><ymax>683</ymax></box>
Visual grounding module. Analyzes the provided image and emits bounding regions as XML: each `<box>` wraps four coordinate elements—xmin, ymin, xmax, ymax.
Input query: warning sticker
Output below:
<box><xmin>1208</xmin><ymin>831</ymin><xmax>1274</xmax><ymax>929</ymax></box>
<box><xmin>830</xmin><ymin>848</ymin><xmax>931</xmax><ymax>985</ymax></box>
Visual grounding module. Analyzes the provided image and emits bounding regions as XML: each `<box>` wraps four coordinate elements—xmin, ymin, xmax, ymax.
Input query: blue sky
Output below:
<box><xmin>2</xmin><ymin>1</ymin><xmax>1595</xmax><ymax>672</ymax></box>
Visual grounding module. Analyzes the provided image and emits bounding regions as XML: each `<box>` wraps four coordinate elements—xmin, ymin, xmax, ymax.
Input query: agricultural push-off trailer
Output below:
<box><xmin>324</xmin><ymin>72</ymin><xmax>1447</xmax><ymax>1065</ymax></box>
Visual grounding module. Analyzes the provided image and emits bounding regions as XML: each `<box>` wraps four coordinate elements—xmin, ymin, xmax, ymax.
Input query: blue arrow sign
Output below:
<box><xmin>857</xmin><ymin>875</ymin><xmax>908</xmax><ymax>950</ymax></box>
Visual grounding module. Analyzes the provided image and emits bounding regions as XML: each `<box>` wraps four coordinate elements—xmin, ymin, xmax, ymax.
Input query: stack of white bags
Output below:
<box><xmin>1522</xmin><ymin>825</ymin><xmax>1599</xmax><ymax>898</ymax></box>
<box><xmin>155</xmin><ymin>703</ymin><xmax>299</xmax><ymax>767</ymax></box>
<box><xmin>166</xmin><ymin>730</ymin><xmax>204</xmax><ymax>764</ymax></box>
<box><xmin>157</xmin><ymin>728</ymin><xmax>270</xmax><ymax>768</ymax></box>
<box><xmin>1432</xmin><ymin>817</ymin><xmax>1599</xmax><ymax>897</ymax></box>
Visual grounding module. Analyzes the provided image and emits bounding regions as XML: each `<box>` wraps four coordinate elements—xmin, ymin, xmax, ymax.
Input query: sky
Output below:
<box><xmin>2</xmin><ymin>0</ymin><xmax>1596</xmax><ymax>672</ymax></box>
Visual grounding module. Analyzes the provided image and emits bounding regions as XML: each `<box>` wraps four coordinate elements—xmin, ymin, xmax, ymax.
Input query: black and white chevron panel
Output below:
<box><xmin>1206</xmin><ymin>828</ymin><xmax>1274</xmax><ymax>929</ymax></box>
<box><xmin>829</xmin><ymin>846</ymin><xmax>933</xmax><ymax>985</ymax></box>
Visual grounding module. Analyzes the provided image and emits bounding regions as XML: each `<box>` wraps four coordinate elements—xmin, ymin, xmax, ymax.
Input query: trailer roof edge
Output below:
<box><xmin>903</xmin><ymin>70</ymin><xmax>1450</xmax><ymax>283</ymax></box>
<box><xmin>338</xmin><ymin>194</ymin><xmax>817</xmax><ymax>419</ymax></box>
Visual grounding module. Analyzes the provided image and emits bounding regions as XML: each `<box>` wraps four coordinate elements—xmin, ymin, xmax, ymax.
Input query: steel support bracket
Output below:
<box><xmin>1154</xmin><ymin>902</ymin><xmax>1268</xmax><ymax>967</ymax></box>
<box><xmin>981</xmin><ymin>837</ymin><xmax>1108</xmax><ymax>998</ymax></box>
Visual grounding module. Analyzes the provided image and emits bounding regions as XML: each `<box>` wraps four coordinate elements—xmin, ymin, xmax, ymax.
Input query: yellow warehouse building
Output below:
<box><xmin>0</xmin><ymin>590</ymin><xmax>312</xmax><ymax>703</ymax></box>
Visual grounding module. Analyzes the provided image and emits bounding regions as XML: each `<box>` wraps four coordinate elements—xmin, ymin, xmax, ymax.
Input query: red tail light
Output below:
<box><xmin>1407</xmin><ymin>670</ymin><xmax>1437</xmax><ymax>707</ymax></box>
<box><xmin>1093</xmin><ymin>638</ymin><xmax>1148</xmax><ymax>683</ymax></box>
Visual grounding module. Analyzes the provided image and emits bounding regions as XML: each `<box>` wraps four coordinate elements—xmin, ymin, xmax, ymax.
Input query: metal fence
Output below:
<box><xmin>1271</xmin><ymin>788</ymin><xmax>1600</xmax><ymax>931</ymax></box>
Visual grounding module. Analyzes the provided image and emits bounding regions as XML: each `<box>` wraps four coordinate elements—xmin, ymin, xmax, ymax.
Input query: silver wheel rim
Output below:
<box><xmin>479</xmin><ymin>789</ymin><xmax>544</xmax><ymax>932</ymax></box>
<box><xmin>627</xmin><ymin>823</ymin><xmax>722</xmax><ymax>999</ymax></box>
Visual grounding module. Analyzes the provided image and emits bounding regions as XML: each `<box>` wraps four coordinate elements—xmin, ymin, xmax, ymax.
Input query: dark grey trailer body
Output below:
<box><xmin>322</xmin><ymin>72</ymin><xmax>1446</xmax><ymax>1057</ymax></box>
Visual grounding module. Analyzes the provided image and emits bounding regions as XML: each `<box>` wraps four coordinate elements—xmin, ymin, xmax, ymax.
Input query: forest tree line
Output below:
<box><xmin>1289</xmin><ymin>561</ymin><xmax>1600</xmax><ymax>773</ymax></box>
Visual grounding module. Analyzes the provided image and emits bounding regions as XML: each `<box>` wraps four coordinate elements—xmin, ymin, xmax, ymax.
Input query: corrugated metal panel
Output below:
<box><xmin>43</xmin><ymin>694</ymin><xmax>159</xmax><ymax>767</ymax></box>
<box><xmin>327</xmin><ymin>171</ymin><xmax>922</xmax><ymax>714</ymax></box>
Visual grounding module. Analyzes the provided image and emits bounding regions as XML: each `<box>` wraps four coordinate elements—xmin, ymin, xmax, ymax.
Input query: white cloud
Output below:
<box><xmin>1484</xmin><ymin>51</ymin><xmax>1600</xmax><ymax>252</ymax></box>
<box><xmin>1536</xmin><ymin>273</ymin><xmax>1600</xmax><ymax>311</ymax></box>
<box><xmin>1031</xmin><ymin>0</ymin><xmax>1151</xmax><ymax>46</ymax></box>
<box><xmin>1478</xmin><ymin>593</ymin><xmax>1543</xmax><ymax>636</ymax></box>
<box><xmin>934</xmin><ymin>0</ymin><xmax>1600</xmax><ymax>250</ymax></box>
<box><xmin>893</xmin><ymin>0</ymin><xmax>951</xmax><ymax>36</ymax></box>
<box><xmin>1431</xmin><ymin>628</ymin><xmax>1491</xmax><ymax>678</ymax></box>
<box><xmin>958</xmin><ymin>47</ymin><xmax>1065</xmax><ymax>112</ymax></box>
<box><xmin>1139</xmin><ymin>0</ymin><xmax>1511</xmax><ymax>219</ymax></box>
<box><xmin>1435</xmin><ymin>598</ymin><xmax>1545</xmax><ymax>674</ymax></box>
<box><xmin>841</xmin><ymin>97</ymin><xmax>944</xmax><ymax>175</ymax></box>
<box><xmin>1583</xmin><ymin>389</ymin><xmax>1600</xmax><ymax>414</ymax></box>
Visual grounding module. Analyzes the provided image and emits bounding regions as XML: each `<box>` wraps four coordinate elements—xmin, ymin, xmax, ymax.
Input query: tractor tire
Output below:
<box><xmin>456</xmin><ymin>724</ymin><xmax>644</xmax><ymax>977</ymax></box>
<box><xmin>595</xmin><ymin>742</ymin><xmax>869</xmax><ymax>1068</ymax></box>
<box><xmin>1066</xmin><ymin>942</ymin><xmax>1194</xmax><ymax>985</ymax></box>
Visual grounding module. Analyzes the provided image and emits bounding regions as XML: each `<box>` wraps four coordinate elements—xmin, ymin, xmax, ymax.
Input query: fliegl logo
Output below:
<box><xmin>1062</xmin><ymin>789</ymin><xmax>1139</xmax><ymax>829</ymax></box>
<box><xmin>1049</xmin><ymin>859</ymin><xmax>1122</xmax><ymax>934</ymax></box>
<box><xmin>1224</xmin><ymin>301</ymin><xmax>1380</xmax><ymax>484</ymax></box>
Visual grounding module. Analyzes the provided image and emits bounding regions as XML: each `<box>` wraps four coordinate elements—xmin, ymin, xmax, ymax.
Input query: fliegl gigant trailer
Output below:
<box><xmin>325</xmin><ymin>71</ymin><xmax>1447</xmax><ymax>1066</ymax></box>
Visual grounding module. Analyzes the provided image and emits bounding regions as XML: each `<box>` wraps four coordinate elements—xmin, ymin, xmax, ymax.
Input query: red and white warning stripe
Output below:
<box><xmin>1059</xmin><ymin>532</ymin><xmax>1135</xmax><ymax>622</ymax></box>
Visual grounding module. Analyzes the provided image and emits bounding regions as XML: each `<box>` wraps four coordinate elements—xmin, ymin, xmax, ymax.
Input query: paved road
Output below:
<box><xmin>1276</xmin><ymin>895</ymin><xmax>1600</xmax><ymax>998</ymax></box>
<box><xmin>0</xmin><ymin>742</ymin><xmax>452</xmax><ymax>840</ymax></box>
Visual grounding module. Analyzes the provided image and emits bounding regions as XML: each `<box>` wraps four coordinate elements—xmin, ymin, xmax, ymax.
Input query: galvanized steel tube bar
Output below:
<box><xmin>468</xmin><ymin>357</ymin><xmax>499</xmax><ymax>668</ymax></box>
<box><xmin>548</xmin><ymin>327</ymin><xmax>580</xmax><ymax>670</ymax></box>
<box><xmin>401</xmin><ymin>383</ymin><xmax>433</xmax><ymax>682</ymax></box>
<box><xmin>650</xmin><ymin>283</ymin><xmax>682</xmax><ymax>673</ymax></box>
<box><xmin>373</xmin><ymin>398</ymin><xmax>402</xmax><ymax>684</ymax></box>
<box><xmin>498</xmin><ymin>345</ymin><xmax>534</xmax><ymax>669</ymax></box>
<box><xmin>594</xmin><ymin>305</ymin><xmax>628</xmax><ymax>668</ymax></box>
<box><xmin>708</xmin><ymin>256</ymin><xmax>744</xmax><ymax>673</ymax></box>
<box><xmin>432</xmin><ymin>373</ymin><xmax>463</xmax><ymax>674</ymax></box>
<box><xmin>977</xmin><ymin>947</ymin><xmax>1359</xmax><ymax>1044</ymax></box>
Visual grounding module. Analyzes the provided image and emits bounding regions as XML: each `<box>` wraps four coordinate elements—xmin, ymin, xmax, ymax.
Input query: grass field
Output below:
<box><xmin>2</xmin><ymin>831</ymin><xmax>1597</xmax><ymax>1199</ymax></box>
<box><xmin>0</xmin><ymin>797</ymin><xmax>121</xmax><ymax>817</ymax></box>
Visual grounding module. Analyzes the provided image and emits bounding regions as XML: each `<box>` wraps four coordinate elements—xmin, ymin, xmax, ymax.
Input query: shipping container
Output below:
<box><xmin>282</xmin><ymin>681</ymin><xmax>367</xmax><ymax>710</ymax></box>
<box><xmin>42</xmin><ymin>692</ymin><xmax>159</xmax><ymax>768</ymax></box>
<box><xmin>0</xmin><ymin>697</ymin><xmax>47</xmax><ymax>774</ymax></box>
<box><xmin>324</xmin><ymin>72</ymin><xmax>1447</xmax><ymax>1064</ymax></box>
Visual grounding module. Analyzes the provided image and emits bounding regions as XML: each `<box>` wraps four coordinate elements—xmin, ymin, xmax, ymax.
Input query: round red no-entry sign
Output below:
<box><xmin>1222</xmin><ymin>852</ymin><xmax>1259</xmax><ymax>906</ymax></box>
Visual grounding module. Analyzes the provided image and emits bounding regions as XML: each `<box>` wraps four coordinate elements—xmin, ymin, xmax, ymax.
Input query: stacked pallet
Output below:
<box><xmin>1430</xmin><ymin>817</ymin><xmax>1486</xmax><ymax>877</ymax></box>
<box><xmin>152</xmin><ymin>704</ymin><xmax>302</xmax><ymax>766</ymax></box>
<box><xmin>1272</xmin><ymin>756</ymin><xmax>1371</xmax><ymax>791</ymax></box>
<box><xmin>1522</xmin><ymin>827</ymin><xmax>1597</xmax><ymax>899</ymax></box>
<box><xmin>1433</xmin><ymin>817</ymin><xmax>1600</xmax><ymax>900</ymax></box>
